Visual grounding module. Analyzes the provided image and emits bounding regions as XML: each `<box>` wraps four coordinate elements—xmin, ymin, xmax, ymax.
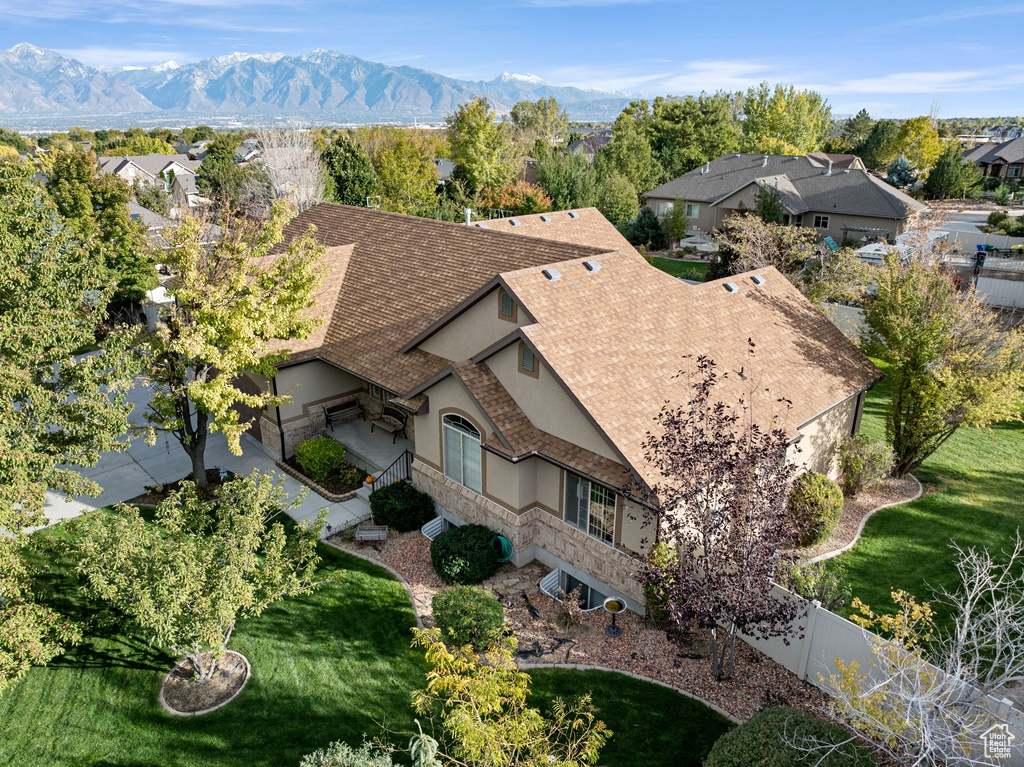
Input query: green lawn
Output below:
<box><xmin>651</xmin><ymin>258</ymin><xmax>709</xmax><ymax>282</ymax></box>
<box><xmin>836</xmin><ymin>361</ymin><xmax>1024</xmax><ymax>625</ymax></box>
<box><xmin>528</xmin><ymin>669</ymin><xmax>732</xmax><ymax>767</ymax></box>
<box><xmin>1</xmin><ymin>517</ymin><xmax>731</xmax><ymax>767</ymax></box>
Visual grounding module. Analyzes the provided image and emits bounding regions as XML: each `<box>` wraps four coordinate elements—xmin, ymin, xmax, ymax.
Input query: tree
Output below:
<box><xmin>924</xmin><ymin>143</ymin><xmax>982</xmax><ymax>199</ymax></box>
<box><xmin>741</xmin><ymin>82</ymin><xmax>832</xmax><ymax>153</ymax></box>
<box><xmin>103</xmin><ymin>134</ymin><xmax>176</xmax><ymax>156</ymax></box>
<box><xmin>180</xmin><ymin>125</ymin><xmax>215</xmax><ymax>144</ymax></box>
<box><xmin>598</xmin><ymin>103</ymin><xmax>663</xmax><ymax>194</ymax></box>
<box><xmin>410</xmin><ymin>628</ymin><xmax>611</xmax><ymax>766</ymax></box>
<box><xmin>478</xmin><ymin>182</ymin><xmax>553</xmax><ymax>216</ymax></box>
<box><xmin>628</xmin><ymin>206</ymin><xmax>667</xmax><ymax>249</ymax></box>
<box><xmin>0</xmin><ymin>127</ymin><xmax>29</xmax><ymax>153</ymax></box>
<box><xmin>536</xmin><ymin>150</ymin><xmax>598</xmax><ymax>210</ymax></box>
<box><xmin>75</xmin><ymin>472</ymin><xmax>328</xmax><ymax>681</ymax></box>
<box><xmin>885</xmin><ymin>155</ymin><xmax>917</xmax><ymax>190</ymax></box>
<box><xmin>878</xmin><ymin>116</ymin><xmax>941</xmax><ymax>171</ymax></box>
<box><xmin>853</xmin><ymin>119</ymin><xmax>899</xmax><ymax>170</ymax></box>
<box><xmin>132</xmin><ymin>179</ymin><xmax>171</xmax><ymax>216</ymax></box>
<box><xmin>596</xmin><ymin>171</ymin><xmax>638</xmax><ymax>226</ymax></box>
<box><xmin>246</xmin><ymin>128</ymin><xmax>327</xmax><ymax>212</ymax></box>
<box><xmin>509</xmin><ymin>97</ymin><xmax>569</xmax><ymax>146</ymax></box>
<box><xmin>660</xmin><ymin>199</ymin><xmax>690</xmax><ymax>246</ymax></box>
<box><xmin>0</xmin><ymin>162</ymin><xmax>137</xmax><ymax>534</ymax></box>
<box><xmin>322</xmin><ymin>134</ymin><xmax>378</xmax><ymax>207</ymax></box>
<box><xmin>863</xmin><ymin>251</ymin><xmax>1024</xmax><ymax>477</ymax></box>
<box><xmin>196</xmin><ymin>133</ymin><xmax>249</xmax><ymax>205</ymax></box>
<box><xmin>821</xmin><ymin>534</ymin><xmax>1024</xmax><ymax>767</ymax></box>
<box><xmin>372</xmin><ymin>130</ymin><xmax>440</xmax><ymax>214</ymax></box>
<box><xmin>709</xmin><ymin>212</ymin><xmax>816</xmax><ymax>281</ymax></box>
<box><xmin>754</xmin><ymin>183</ymin><xmax>785</xmax><ymax>224</ymax></box>
<box><xmin>446</xmin><ymin>97</ymin><xmax>519</xmax><ymax>194</ymax></box>
<box><xmin>141</xmin><ymin>201</ymin><xmax>324</xmax><ymax>489</ymax></box>
<box><xmin>636</xmin><ymin>356</ymin><xmax>804</xmax><ymax>681</ymax></box>
<box><xmin>844</xmin><ymin>109</ymin><xmax>874</xmax><ymax>145</ymax></box>
<box><xmin>0</xmin><ymin>539</ymin><xmax>81</xmax><ymax>696</ymax></box>
<box><xmin>649</xmin><ymin>93</ymin><xmax>741</xmax><ymax>179</ymax></box>
<box><xmin>45</xmin><ymin>149</ymin><xmax>156</xmax><ymax>303</ymax></box>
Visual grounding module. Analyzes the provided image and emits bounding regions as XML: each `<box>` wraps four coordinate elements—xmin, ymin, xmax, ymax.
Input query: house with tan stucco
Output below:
<box><xmin>243</xmin><ymin>203</ymin><xmax>881</xmax><ymax>612</ymax></box>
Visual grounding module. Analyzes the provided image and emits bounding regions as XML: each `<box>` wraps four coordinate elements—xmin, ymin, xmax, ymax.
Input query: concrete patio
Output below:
<box><xmin>40</xmin><ymin>377</ymin><xmax>372</xmax><ymax>538</ymax></box>
<box><xmin>326</xmin><ymin>416</ymin><xmax>413</xmax><ymax>474</ymax></box>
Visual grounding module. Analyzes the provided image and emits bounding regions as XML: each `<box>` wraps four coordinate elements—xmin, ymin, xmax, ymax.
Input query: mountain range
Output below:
<box><xmin>0</xmin><ymin>43</ymin><xmax>635</xmax><ymax>122</ymax></box>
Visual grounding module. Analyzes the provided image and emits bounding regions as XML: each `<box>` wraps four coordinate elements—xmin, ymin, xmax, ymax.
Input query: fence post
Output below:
<box><xmin>796</xmin><ymin>599</ymin><xmax>821</xmax><ymax>682</ymax></box>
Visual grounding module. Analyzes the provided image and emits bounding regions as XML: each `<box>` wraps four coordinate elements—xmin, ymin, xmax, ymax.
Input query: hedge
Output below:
<box><xmin>430</xmin><ymin>524</ymin><xmax>503</xmax><ymax>585</ymax></box>
<box><xmin>295</xmin><ymin>437</ymin><xmax>348</xmax><ymax>483</ymax></box>
<box><xmin>789</xmin><ymin>472</ymin><xmax>844</xmax><ymax>547</ymax></box>
<box><xmin>432</xmin><ymin>586</ymin><xmax>505</xmax><ymax>650</ymax></box>
<box><xmin>368</xmin><ymin>480</ymin><xmax>435</xmax><ymax>532</ymax></box>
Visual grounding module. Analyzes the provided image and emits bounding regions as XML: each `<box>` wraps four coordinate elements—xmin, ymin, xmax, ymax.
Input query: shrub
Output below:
<box><xmin>988</xmin><ymin>211</ymin><xmax>1010</xmax><ymax>228</ymax></box>
<box><xmin>994</xmin><ymin>186</ymin><xmax>1012</xmax><ymax>206</ymax></box>
<box><xmin>432</xmin><ymin>585</ymin><xmax>505</xmax><ymax>650</ymax></box>
<box><xmin>430</xmin><ymin>524</ymin><xmax>503</xmax><ymax>585</ymax></box>
<box><xmin>300</xmin><ymin>740</ymin><xmax>394</xmax><ymax>767</ymax></box>
<box><xmin>983</xmin><ymin>176</ymin><xmax>1003</xmax><ymax>192</ymax></box>
<box><xmin>295</xmin><ymin>437</ymin><xmax>347</xmax><ymax>483</ymax></box>
<box><xmin>629</xmin><ymin>206</ymin><xmax>668</xmax><ymax>250</ymax></box>
<box><xmin>704</xmin><ymin>707</ymin><xmax>877</xmax><ymax>767</ymax></box>
<box><xmin>788</xmin><ymin>472</ymin><xmax>844</xmax><ymax>547</ymax></box>
<box><xmin>776</xmin><ymin>559</ymin><xmax>851</xmax><ymax>613</ymax></box>
<box><xmin>368</xmin><ymin>480</ymin><xmax>435</xmax><ymax>532</ymax></box>
<box><xmin>836</xmin><ymin>435</ymin><xmax>894</xmax><ymax>497</ymax></box>
<box><xmin>554</xmin><ymin>585</ymin><xmax>586</xmax><ymax>630</ymax></box>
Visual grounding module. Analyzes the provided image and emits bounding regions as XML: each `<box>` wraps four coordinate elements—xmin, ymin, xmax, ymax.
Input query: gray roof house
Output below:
<box><xmin>98</xmin><ymin>154</ymin><xmax>201</xmax><ymax>188</ymax></box>
<box><xmin>964</xmin><ymin>137</ymin><xmax>1024</xmax><ymax>182</ymax></box>
<box><xmin>643</xmin><ymin>153</ymin><xmax>925</xmax><ymax>244</ymax></box>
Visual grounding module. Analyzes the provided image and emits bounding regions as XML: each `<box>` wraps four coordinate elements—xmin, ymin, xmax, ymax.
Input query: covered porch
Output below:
<box><xmin>326</xmin><ymin>416</ymin><xmax>414</xmax><ymax>475</ymax></box>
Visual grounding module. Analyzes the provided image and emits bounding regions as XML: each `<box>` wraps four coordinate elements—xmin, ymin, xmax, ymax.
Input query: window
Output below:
<box><xmin>794</xmin><ymin>214</ymin><xmax>803</xmax><ymax>226</ymax></box>
<box><xmin>813</xmin><ymin>215</ymin><xmax>830</xmax><ymax>229</ymax></box>
<box><xmin>564</xmin><ymin>473</ymin><xmax>615</xmax><ymax>545</ymax></box>
<box><xmin>442</xmin><ymin>414</ymin><xmax>482</xmax><ymax>493</ymax></box>
<box><xmin>1009</xmin><ymin>165</ymin><xmax>1022</xmax><ymax>179</ymax></box>
<box><xmin>561</xmin><ymin>572</ymin><xmax>607</xmax><ymax>611</ymax></box>
<box><xmin>369</xmin><ymin>383</ymin><xmax>395</xmax><ymax>404</ymax></box>
<box><xmin>685</xmin><ymin>203</ymin><xmax>699</xmax><ymax>218</ymax></box>
<box><xmin>498</xmin><ymin>289</ymin><xmax>516</xmax><ymax>320</ymax></box>
<box><xmin>656</xmin><ymin>201</ymin><xmax>673</xmax><ymax>217</ymax></box>
<box><xmin>518</xmin><ymin>342</ymin><xmax>538</xmax><ymax>377</ymax></box>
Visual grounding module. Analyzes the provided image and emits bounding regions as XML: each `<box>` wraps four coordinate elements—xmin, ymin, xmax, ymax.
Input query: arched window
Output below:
<box><xmin>442</xmin><ymin>414</ymin><xmax>482</xmax><ymax>493</ymax></box>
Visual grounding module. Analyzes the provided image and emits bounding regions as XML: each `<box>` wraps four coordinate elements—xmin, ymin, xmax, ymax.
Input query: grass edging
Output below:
<box><xmin>275</xmin><ymin>459</ymin><xmax>360</xmax><ymax>503</ymax></box>
<box><xmin>321</xmin><ymin>537</ymin><xmax>424</xmax><ymax>628</ymax></box>
<box><xmin>804</xmin><ymin>474</ymin><xmax>924</xmax><ymax>566</ymax></box>
<box><xmin>158</xmin><ymin>651</ymin><xmax>252</xmax><ymax>717</ymax></box>
<box><xmin>518</xmin><ymin>662</ymin><xmax>743</xmax><ymax>725</ymax></box>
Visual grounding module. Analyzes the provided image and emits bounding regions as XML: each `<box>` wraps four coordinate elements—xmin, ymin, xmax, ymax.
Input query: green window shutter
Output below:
<box><xmin>521</xmin><ymin>345</ymin><xmax>535</xmax><ymax>372</ymax></box>
<box><xmin>500</xmin><ymin>291</ymin><xmax>514</xmax><ymax>316</ymax></box>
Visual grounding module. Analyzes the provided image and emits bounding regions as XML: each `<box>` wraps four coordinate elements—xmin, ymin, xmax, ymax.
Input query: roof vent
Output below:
<box><xmin>751</xmin><ymin>274</ymin><xmax>766</xmax><ymax>286</ymax></box>
<box><xmin>761</xmin><ymin>155</ymin><xmax>768</xmax><ymax>167</ymax></box>
<box><xmin>475</xmin><ymin>222</ymin><xmax>488</xmax><ymax>228</ymax></box>
<box><xmin>542</xmin><ymin>267</ymin><xmax>562</xmax><ymax>281</ymax></box>
<box><xmin>568</xmin><ymin>211</ymin><xmax>580</xmax><ymax>219</ymax></box>
<box><xmin>843</xmin><ymin>169</ymin><xmax>851</xmax><ymax>173</ymax></box>
<box><xmin>723</xmin><ymin>282</ymin><xmax>739</xmax><ymax>293</ymax></box>
<box><xmin>583</xmin><ymin>259</ymin><xmax>601</xmax><ymax>272</ymax></box>
<box><xmin>509</xmin><ymin>218</ymin><xmax>521</xmax><ymax>226</ymax></box>
<box><xmin>540</xmin><ymin>214</ymin><xmax>552</xmax><ymax>223</ymax></box>
<box><xmin>826</xmin><ymin>160</ymin><xmax>833</xmax><ymax>176</ymax></box>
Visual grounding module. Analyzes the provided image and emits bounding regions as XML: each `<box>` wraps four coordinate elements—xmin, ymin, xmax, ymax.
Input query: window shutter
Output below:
<box><xmin>521</xmin><ymin>345</ymin><xmax>535</xmax><ymax>372</ymax></box>
<box><xmin>500</xmin><ymin>291</ymin><xmax>514</xmax><ymax>317</ymax></box>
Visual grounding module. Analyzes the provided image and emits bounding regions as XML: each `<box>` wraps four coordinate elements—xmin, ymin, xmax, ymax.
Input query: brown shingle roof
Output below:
<box><xmin>480</xmin><ymin>208</ymin><xmax>640</xmax><ymax>257</ymax></box>
<box><xmin>273</xmin><ymin>203</ymin><xmax>613</xmax><ymax>394</ymax></box>
<box><xmin>498</xmin><ymin>253</ymin><xmax>881</xmax><ymax>488</ymax></box>
<box><xmin>450</xmin><ymin>360</ymin><xmax>631</xmax><ymax>489</ymax></box>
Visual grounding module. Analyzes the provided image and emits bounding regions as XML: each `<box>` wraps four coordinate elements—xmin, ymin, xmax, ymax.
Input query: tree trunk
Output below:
<box><xmin>191</xmin><ymin>410</ymin><xmax>209</xmax><ymax>489</ymax></box>
<box><xmin>186</xmin><ymin>650</ymin><xmax>217</xmax><ymax>682</ymax></box>
<box><xmin>709</xmin><ymin>626</ymin><xmax>721</xmax><ymax>680</ymax></box>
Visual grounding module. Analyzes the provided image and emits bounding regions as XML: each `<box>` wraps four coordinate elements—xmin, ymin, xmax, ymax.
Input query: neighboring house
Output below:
<box><xmin>566</xmin><ymin>132</ymin><xmax>611</xmax><ymax>164</ymax></box>
<box><xmin>963</xmin><ymin>137</ymin><xmax>1024</xmax><ymax>182</ymax></box>
<box><xmin>433</xmin><ymin>158</ymin><xmax>455</xmax><ymax>183</ymax></box>
<box><xmin>129</xmin><ymin>199</ymin><xmax>221</xmax><ymax>248</ymax></box>
<box><xmin>231</xmin><ymin>203</ymin><xmax>879</xmax><ymax>612</ymax></box>
<box><xmin>98</xmin><ymin>153</ymin><xmax>201</xmax><ymax>190</ymax></box>
<box><xmin>522</xmin><ymin>156</ymin><xmax>538</xmax><ymax>185</ymax></box>
<box><xmin>169</xmin><ymin>173</ymin><xmax>211</xmax><ymax>212</ymax></box>
<box><xmin>235</xmin><ymin>138</ymin><xmax>261</xmax><ymax>163</ymax></box>
<box><xmin>644</xmin><ymin>153</ymin><xmax>925</xmax><ymax>244</ymax></box>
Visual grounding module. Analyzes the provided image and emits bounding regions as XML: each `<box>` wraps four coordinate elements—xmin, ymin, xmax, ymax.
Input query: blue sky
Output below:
<box><xmin>1</xmin><ymin>0</ymin><xmax>1022</xmax><ymax>117</ymax></box>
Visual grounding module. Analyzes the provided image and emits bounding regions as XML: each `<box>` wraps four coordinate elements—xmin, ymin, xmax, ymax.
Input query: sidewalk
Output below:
<box><xmin>40</xmin><ymin>380</ymin><xmax>371</xmax><ymax>538</ymax></box>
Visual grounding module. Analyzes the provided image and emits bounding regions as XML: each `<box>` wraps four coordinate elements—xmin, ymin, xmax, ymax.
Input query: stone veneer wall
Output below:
<box><xmin>412</xmin><ymin>460</ymin><xmax>645</xmax><ymax>605</ymax></box>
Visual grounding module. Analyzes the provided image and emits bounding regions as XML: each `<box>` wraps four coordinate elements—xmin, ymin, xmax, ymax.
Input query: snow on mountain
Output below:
<box><xmin>499</xmin><ymin>71</ymin><xmax>548</xmax><ymax>85</ymax></box>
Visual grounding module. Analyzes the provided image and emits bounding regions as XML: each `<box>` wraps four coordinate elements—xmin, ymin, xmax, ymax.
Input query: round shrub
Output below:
<box><xmin>432</xmin><ymin>585</ymin><xmax>504</xmax><ymax>650</ymax></box>
<box><xmin>430</xmin><ymin>524</ymin><xmax>503</xmax><ymax>585</ymax></box>
<box><xmin>704</xmin><ymin>707</ymin><xmax>877</xmax><ymax>767</ymax></box>
<box><xmin>789</xmin><ymin>472</ymin><xmax>844</xmax><ymax>547</ymax></box>
<box><xmin>295</xmin><ymin>437</ymin><xmax>347</xmax><ymax>483</ymax></box>
<box><xmin>837</xmin><ymin>435</ymin><xmax>894</xmax><ymax>497</ymax></box>
<box><xmin>368</xmin><ymin>480</ymin><xmax>435</xmax><ymax>532</ymax></box>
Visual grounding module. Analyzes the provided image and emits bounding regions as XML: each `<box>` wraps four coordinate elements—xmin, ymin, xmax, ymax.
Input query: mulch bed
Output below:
<box><xmin>329</xmin><ymin>529</ymin><xmax>826</xmax><ymax>722</ymax></box>
<box><xmin>161</xmin><ymin>651</ymin><xmax>249</xmax><ymax>715</ymax></box>
<box><xmin>283</xmin><ymin>456</ymin><xmax>366</xmax><ymax>496</ymax></box>
<box><xmin>125</xmin><ymin>468</ymin><xmax>236</xmax><ymax>507</ymax></box>
<box><xmin>798</xmin><ymin>477</ymin><xmax>920</xmax><ymax>562</ymax></box>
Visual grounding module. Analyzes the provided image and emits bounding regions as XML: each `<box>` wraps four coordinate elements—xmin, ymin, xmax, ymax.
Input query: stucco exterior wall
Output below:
<box><xmin>418</xmin><ymin>286</ymin><xmax>527</xmax><ymax>361</ymax></box>
<box><xmin>412</xmin><ymin>374</ymin><xmax>493</xmax><ymax>470</ymax></box>
<box><xmin>486</xmin><ymin>345</ymin><xmax>619</xmax><ymax>462</ymax></box>
<box><xmin>792</xmin><ymin>393</ymin><xmax>861</xmax><ymax>479</ymax></box>
<box><xmin>275</xmin><ymin>361</ymin><xmax>365</xmax><ymax>422</ymax></box>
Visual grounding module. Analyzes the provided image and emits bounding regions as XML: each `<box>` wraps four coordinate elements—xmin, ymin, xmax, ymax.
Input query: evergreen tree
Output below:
<box><xmin>885</xmin><ymin>155</ymin><xmax>918</xmax><ymax>189</ymax></box>
<box><xmin>852</xmin><ymin>119</ymin><xmax>899</xmax><ymax>170</ymax></box>
<box><xmin>925</xmin><ymin>144</ymin><xmax>982</xmax><ymax>200</ymax></box>
<box><xmin>629</xmin><ymin>206</ymin><xmax>667</xmax><ymax>249</ymax></box>
<box><xmin>844</xmin><ymin>109</ymin><xmax>874</xmax><ymax>144</ymax></box>
<box><xmin>754</xmin><ymin>184</ymin><xmax>785</xmax><ymax>224</ymax></box>
<box><xmin>321</xmin><ymin>134</ymin><xmax>378</xmax><ymax>207</ymax></box>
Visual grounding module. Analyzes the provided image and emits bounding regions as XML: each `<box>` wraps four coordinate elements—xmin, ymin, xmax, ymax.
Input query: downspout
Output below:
<box><xmin>271</xmin><ymin>375</ymin><xmax>286</xmax><ymax>460</ymax></box>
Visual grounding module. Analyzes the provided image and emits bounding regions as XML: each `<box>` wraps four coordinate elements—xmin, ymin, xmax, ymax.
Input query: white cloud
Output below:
<box><xmin>801</xmin><ymin>68</ymin><xmax>1024</xmax><ymax>95</ymax></box>
<box><xmin>55</xmin><ymin>46</ymin><xmax>194</xmax><ymax>66</ymax></box>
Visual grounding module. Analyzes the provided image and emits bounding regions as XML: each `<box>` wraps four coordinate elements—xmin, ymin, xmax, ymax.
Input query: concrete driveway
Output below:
<box><xmin>41</xmin><ymin>378</ymin><xmax>372</xmax><ymax>538</ymax></box>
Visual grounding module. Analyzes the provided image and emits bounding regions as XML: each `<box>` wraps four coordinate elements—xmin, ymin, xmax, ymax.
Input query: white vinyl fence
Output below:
<box><xmin>740</xmin><ymin>585</ymin><xmax>1024</xmax><ymax>766</ymax></box>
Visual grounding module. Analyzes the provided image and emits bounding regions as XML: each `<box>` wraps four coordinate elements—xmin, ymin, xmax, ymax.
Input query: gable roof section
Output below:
<box><xmin>98</xmin><ymin>153</ymin><xmax>201</xmax><ymax>179</ymax></box>
<box><xmin>481</xmin><ymin>208</ymin><xmax>640</xmax><ymax>256</ymax></box>
<box><xmin>497</xmin><ymin>252</ymin><xmax>881</xmax><ymax>488</ymax></box>
<box><xmin>964</xmin><ymin>137</ymin><xmax>1024</xmax><ymax>166</ymax></box>
<box><xmin>271</xmin><ymin>203</ymin><xmax>613</xmax><ymax>395</ymax></box>
<box><xmin>645</xmin><ymin>153</ymin><xmax>924</xmax><ymax>219</ymax></box>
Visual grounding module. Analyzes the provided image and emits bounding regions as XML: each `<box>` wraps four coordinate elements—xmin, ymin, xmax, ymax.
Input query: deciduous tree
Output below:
<box><xmin>536</xmin><ymin>150</ymin><xmax>597</xmax><ymax>210</ymax></box>
<box><xmin>478</xmin><ymin>181</ymin><xmax>553</xmax><ymax>216</ymax></box>
<box><xmin>754</xmin><ymin>183</ymin><xmax>785</xmax><ymax>224</ymax></box>
<box><xmin>636</xmin><ymin>355</ymin><xmax>804</xmax><ymax>681</ymax></box>
<box><xmin>509</xmin><ymin>97</ymin><xmax>569</xmax><ymax>146</ymax></box>
<box><xmin>863</xmin><ymin>251</ymin><xmax>1024</xmax><ymax>477</ymax></box>
<box><xmin>878</xmin><ymin>116</ymin><xmax>942</xmax><ymax>171</ymax></box>
<box><xmin>103</xmin><ymin>134</ymin><xmax>176</xmax><ymax>156</ymax></box>
<box><xmin>741</xmin><ymin>82</ymin><xmax>831</xmax><ymax>154</ymax></box>
<box><xmin>410</xmin><ymin>628</ymin><xmax>611</xmax><ymax>766</ymax></box>
<box><xmin>649</xmin><ymin>93</ymin><xmax>741</xmax><ymax>179</ymax></box>
<box><xmin>598</xmin><ymin>103</ymin><xmax>663</xmax><ymax>194</ymax></box>
<box><xmin>74</xmin><ymin>472</ymin><xmax>328</xmax><ymax>681</ymax></box>
<box><xmin>446</xmin><ymin>97</ymin><xmax>519</xmax><ymax>194</ymax></box>
<box><xmin>322</xmin><ymin>133</ymin><xmax>378</xmax><ymax>207</ymax></box>
<box><xmin>0</xmin><ymin>162</ymin><xmax>136</xmax><ymax>534</ymax></box>
<box><xmin>141</xmin><ymin>201</ymin><xmax>323</xmax><ymax>489</ymax></box>
<box><xmin>596</xmin><ymin>171</ymin><xmax>638</xmax><ymax>226</ymax></box>
<box><xmin>246</xmin><ymin>128</ymin><xmax>327</xmax><ymax>213</ymax></box>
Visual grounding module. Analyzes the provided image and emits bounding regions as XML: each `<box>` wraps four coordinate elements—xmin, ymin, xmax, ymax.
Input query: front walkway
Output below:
<box><xmin>326</xmin><ymin>416</ymin><xmax>413</xmax><ymax>474</ymax></box>
<box><xmin>40</xmin><ymin>378</ymin><xmax>371</xmax><ymax>538</ymax></box>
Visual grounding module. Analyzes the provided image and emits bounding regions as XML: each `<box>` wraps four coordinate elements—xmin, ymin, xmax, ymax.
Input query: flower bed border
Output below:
<box><xmin>275</xmin><ymin>460</ymin><xmax>360</xmax><ymax>503</ymax></box>
<box><xmin>158</xmin><ymin>650</ymin><xmax>251</xmax><ymax>717</ymax></box>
